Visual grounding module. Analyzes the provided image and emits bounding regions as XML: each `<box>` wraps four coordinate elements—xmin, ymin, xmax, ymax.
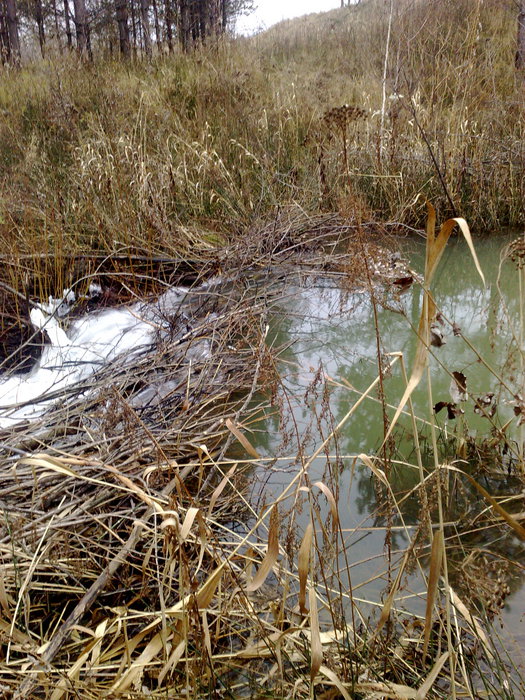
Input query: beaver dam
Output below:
<box><xmin>1</xmin><ymin>214</ymin><xmax>525</xmax><ymax>698</ymax></box>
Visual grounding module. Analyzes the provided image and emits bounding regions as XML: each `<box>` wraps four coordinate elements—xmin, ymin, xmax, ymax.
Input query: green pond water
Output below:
<box><xmin>249</xmin><ymin>232</ymin><xmax>525</xmax><ymax>645</ymax></box>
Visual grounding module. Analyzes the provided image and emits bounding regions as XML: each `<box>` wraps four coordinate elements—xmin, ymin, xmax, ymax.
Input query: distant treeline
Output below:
<box><xmin>0</xmin><ymin>0</ymin><xmax>252</xmax><ymax>61</ymax></box>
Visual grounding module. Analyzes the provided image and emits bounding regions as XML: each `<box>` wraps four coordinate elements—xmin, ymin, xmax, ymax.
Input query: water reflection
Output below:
<box><xmin>252</xmin><ymin>233</ymin><xmax>525</xmax><ymax>635</ymax></box>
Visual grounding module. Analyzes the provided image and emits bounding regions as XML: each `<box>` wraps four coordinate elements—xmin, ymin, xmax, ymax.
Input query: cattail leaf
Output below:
<box><xmin>208</xmin><ymin>463</ymin><xmax>237</xmax><ymax>516</ymax></box>
<box><xmin>416</xmin><ymin>651</ymin><xmax>449</xmax><ymax>699</ymax></box>
<box><xmin>298</xmin><ymin>522</ymin><xmax>313</xmax><ymax>615</ymax></box>
<box><xmin>225</xmin><ymin>418</ymin><xmax>260</xmax><ymax>459</ymax></box>
<box><xmin>423</xmin><ymin>530</ymin><xmax>444</xmax><ymax>660</ymax></box>
<box><xmin>319</xmin><ymin>665</ymin><xmax>352</xmax><ymax>700</ymax></box>
<box><xmin>246</xmin><ymin>506</ymin><xmax>279</xmax><ymax>592</ymax></box>
<box><xmin>312</xmin><ymin>481</ymin><xmax>339</xmax><ymax>524</ymax></box>
<box><xmin>309</xmin><ymin>584</ymin><xmax>322</xmax><ymax>684</ymax></box>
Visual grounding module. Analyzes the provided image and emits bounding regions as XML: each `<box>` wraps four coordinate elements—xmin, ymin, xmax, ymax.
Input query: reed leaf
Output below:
<box><xmin>298</xmin><ymin>521</ymin><xmax>313</xmax><ymax>615</ymax></box>
<box><xmin>309</xmin><ymin>584</ymin><xmax>322</xmax><ymax>684</ymax></box>
<box><xmin>313</xmin><ymin>481</ymin><xmax>339</xmax><ymax>525</ymax></box>
<box><xmin>246</xmin><ymin>506</ymin><xmax>279</xmax><ymax>592</ymax></box>
<box><xmin>225</xmin><ymin>418</ymin><xmax>260</xmax><ymax>458</ymax></box>
<box><xmin>422</xmin><ymin>530</ymin><xmax>444</xmax><ymax>660</ymax></box>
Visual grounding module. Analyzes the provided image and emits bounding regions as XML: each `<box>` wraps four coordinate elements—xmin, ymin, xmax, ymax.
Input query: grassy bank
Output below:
<box><xmin>0</xmin><ymin>0</ymin><xmax>523</xmax><ymax>272</ymax></box>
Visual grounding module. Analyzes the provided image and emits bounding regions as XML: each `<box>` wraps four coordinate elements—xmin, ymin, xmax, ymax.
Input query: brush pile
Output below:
<box><xmin>0</xmin><ymin>216</ymin><xmax>417</xmax><ymax>698</ymax></box>
<box><xmin>0</xmin><ymin>266</ymin><xmax>282</xmax><ymax>697</ymax></box>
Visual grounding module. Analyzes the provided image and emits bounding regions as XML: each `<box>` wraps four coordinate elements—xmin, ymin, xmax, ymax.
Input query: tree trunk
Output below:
<box><xmin>130</xmin><ymin>0</ymin><xmax>137</xmax><ymax>55</ymax></box>
<box><xmin>197</xmin><ymin>0</ymin><xmax>205</xmax><ymax>40</ymax></box>
<box><xmin>34</xmin><ymin>0</ymin><xmax>46</xmax><ymax>57</ymax></box>
<box><xmin>140</xmin><ymin>0</ymin><xmax>151</xmax><ymax>56</ymax></box>
<box><xmin>63</xmin><ymin>0</ymin><xmax>73</xmax><ymax>48</ymax></box>
<box><xmin>179</xmin><ymin>0</ymin><xmax>191</xmax><ymax>51</ymax></box>
<box><xmin>72</xmin><ymin>0</ymin><xmax>88</xmax><ymax>54</ymax></box>
<box><xmin>207</xmin><ymin>0</ymin><xmax>221</xmax><ymax>36</ymax></box>
<box><xmin>517</xmin><ymin>0</ymin><xmax>525</xmax><ymax>71</ymax></box>
<box><xmin>115</xmin><ymin>0</ymin><xmax>130</xmax><ymax>56</ymax></box>
<box><xmin>164</xmin><ymin>0</ymin><xmax>172</xmax><ymax>51</ymax></box>
<box><xmin>151</xmin><ymin>0</ymin><xmax>160</xmax><ymax>48</ymax></box>
<box><xmin>0</xmin><ymin>1</ymin><xmax>10</xmax><ymax>63</ymax></box>
<box><xmin>86</xmin><ymin>19</ymin><xmax>92</xmax><ymax>59</ymax></box>
<box><xmin>52</xmin><ymin>0</ymin><xmax>63</xmax><ymax>52</ymax></box>
<box><xmin>5</xmin><ymin>0</ymin><xmax>20</xmax><ymax>64</ymax></box>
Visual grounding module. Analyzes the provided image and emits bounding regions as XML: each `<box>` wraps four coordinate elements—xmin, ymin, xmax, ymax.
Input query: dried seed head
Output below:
<box><xmin>507</xmin><ymin>236</ymin><xmax>525</xmax><ymax>269</ymax></box>
<box><xmin>322</xmin><ymin>104</ymin><xmax>367</xmax><ymax>131</ymax></box>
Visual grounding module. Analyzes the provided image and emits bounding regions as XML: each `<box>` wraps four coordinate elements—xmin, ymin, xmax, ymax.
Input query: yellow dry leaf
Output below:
<box><xmin>355</xmin><ymin>680</ymin><xmax>417</xmax><ymax>699</ymax></box>
<box><xmin>416</xmin><ymin>651</ymin><xmax>449</xmax><ymax>699</ymax></box>
<box><xmin>179</xmin><ymin>507</ymin><xmax>200</xmax><ymax>542</ymax></box>
<box><xmin>359</xmin><ymin>453</ymin><xmax>389</xmax><ymax>487</ymax></box>
<box><xmin>313</xmin><ymin>481</ymin><xmax>339</xmax><ymax>525</ymax></box>
<box><xmin>448</xmin><ymin>465</ymin><xmax>525</xmax><ymax>540</ymax></box>
<box><xmin>225</xmin><ymin>418</ymin><xmax>260</xmax><ymax>459</ymax></box>
<box><xmin>423</xmin><ymin>530</ymin><xmax>444</xmax><ymax>660</ymax></box>
<box><xmin>208</xmin><ymin>463</ymin><xmax>237</xmax><ymax>516</ymax></box>
<box><xmin>111</xmin><ymin>628</ymin><xmax>169</xmax><ymax>693</ymax></box>
<box><xmin>246</xmin><ymin>506</ymin><xmax>279</xmax><ymax>592</ymax></box>
<box><xmin>298</xmin><ymin>522</ymin><xmax>313</xmax><ymax>615</ymax></box>
<box><xmin>318</xmin><ymin>665</ymin><xmax>352</xmax><ymax>700</ymax></box>
<box><xmin>309</xmin><ymin>585</ymin><xmax>322</xmax><ymax>684</ymax></box>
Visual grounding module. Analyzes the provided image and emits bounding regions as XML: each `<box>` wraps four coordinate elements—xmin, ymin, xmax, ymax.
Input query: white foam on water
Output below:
<box><xmin>0</xmin><ymin>284</ymin><xmax>197</xmax><ymax>429</ymax></box>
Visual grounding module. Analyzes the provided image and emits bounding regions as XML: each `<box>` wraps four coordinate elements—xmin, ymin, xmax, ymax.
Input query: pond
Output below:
<box><xmin>1</xmin><ymin>231</ymin><xmax>523</xmax><ymax>694</ymax></box>
<box><xmin>247</xmin><ymin>232</ymin><xmax>525</xmax><ymax>648</ymax></box>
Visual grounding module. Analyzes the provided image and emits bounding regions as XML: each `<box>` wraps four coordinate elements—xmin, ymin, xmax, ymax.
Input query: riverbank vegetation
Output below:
<box><xmin>1</xmin><ymin>0</ymin><xmax>525</xmax><ymax>697</ymax></box>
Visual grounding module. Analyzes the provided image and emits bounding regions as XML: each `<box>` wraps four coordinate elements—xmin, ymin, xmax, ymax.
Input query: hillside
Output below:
<box><xmin>0</xmin><ymin>0</ymin><xmax>521</xmax><ymax>272</ymax></box>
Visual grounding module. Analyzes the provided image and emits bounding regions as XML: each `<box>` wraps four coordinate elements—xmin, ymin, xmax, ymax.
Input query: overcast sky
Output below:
<box><xmin>236</xmin><ymin>1</ymin><xmax>342</xmax><ymax>35</ymax></box>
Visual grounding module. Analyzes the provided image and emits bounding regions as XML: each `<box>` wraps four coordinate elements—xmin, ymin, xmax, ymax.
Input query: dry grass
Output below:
<box><xmin>0</xmin><ymin>218</ymin><xmax>522</xmax><ymax>698</ymax></box>
<box><xmin>1</xmin><ymin>1</ymin><xmax>525</xmax><ymax>695</ymax></box>
<box><xmin>0</xmin><ymin>221</ymin><xmax>414</xmax><ymax>699</ymax></box>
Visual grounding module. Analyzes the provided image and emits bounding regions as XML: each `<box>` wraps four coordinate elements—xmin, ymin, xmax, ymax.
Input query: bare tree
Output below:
<box><xmin>207</xmin><ymin>0</ymin><xmax>221</xmax><ymax>34</ymax></box>
<box><xmin>0</xmin><ymin>1</ymin><xmax>10</xmax><ymax>61</ymax></box>
<box><xmin>64</xmin><ymin>0</ymin><xmax>73</xmax><ymax>48</ymax></box>
<box><xmin>33</xmin><ymin>0</ymin><xmax>46</xmax><ymax>56</ymax></box>
<box><xmin>140</xmin><ymin>0</ymin><xmax>151</xmax><ymax>55</ymax></box>
<box><xmin>72</xmin><ymin>0</ymin><xmax>89</xmax><ymax>55</ymax></box>
<box><xmin>164</xmin><ymin>0</ymin><xmax>172</xmax><ymax>51</ymax></box>
<box><xmin>5</xmin><ymin>0</ymin><xmax>20</xmax><ymax>63</ymax></box>
<box><xmin>52</xmin><ymin>0</ymin><xmax>62</xmax><ymax>51</ymax></box>
<box><xmin>115</xmin><ymin>0</ymin><xmax>130</xmax><ymax>55</ymax></box>
<box><xmin>151</xmin><ymin>0</ymin><xmax>160</xmax><ymax>48</ymax></box>
<box><xmin>178</xmin><ymin>0</ymin><xmax>191</xmax><ymax>51</ymax></box>
<box><xmin>517</xmin><ymin>0</ymin><xmax>525</xmax><ymax>70</ymax></box>
<box><xmin>130</xmin><ymin>0</ymin><xmax>137</xmax><ymax>54</ymax></box>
